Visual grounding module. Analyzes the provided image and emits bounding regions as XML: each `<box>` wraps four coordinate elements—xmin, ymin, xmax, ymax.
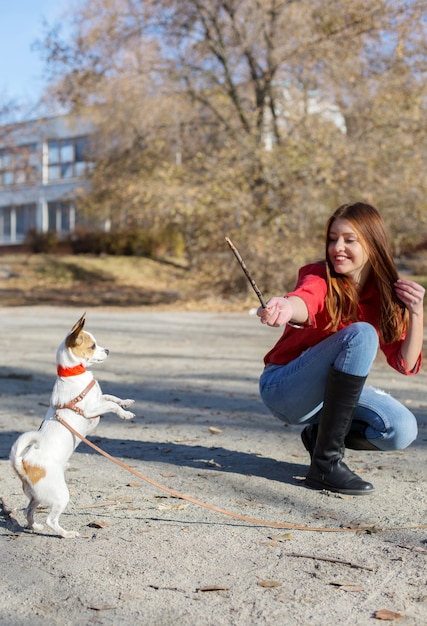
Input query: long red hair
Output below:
<box><xmin>325</xmin><ymin>202</ymin><xmax>407</xmax><ymax>343</ymax></box>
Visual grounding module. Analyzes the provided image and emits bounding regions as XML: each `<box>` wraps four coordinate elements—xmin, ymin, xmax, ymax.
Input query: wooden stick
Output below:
<box><xmin>286</xmin><ymin>552</ymin><xmax>375</xmax><ymax>571</ymax></box>
<box><xmin>225</xmin><ymin>237</ymin><xmax>267</xmax><ymax>308</ymax></box>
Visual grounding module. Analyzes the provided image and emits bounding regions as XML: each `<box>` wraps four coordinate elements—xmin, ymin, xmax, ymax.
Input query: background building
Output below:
<box><xmin>0</xmin><ymin>115</ymin><xmax>93</xmax><ymax>247</ymax></box>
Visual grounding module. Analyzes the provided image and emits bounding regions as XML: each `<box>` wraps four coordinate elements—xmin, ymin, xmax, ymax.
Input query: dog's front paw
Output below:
<box><xmin>120</xmin><ymin>410</ymin><xmax>135</xmax><ymax>420</ymax></box>
<box><xmin>61</xmin><ymin>530</ymin><xmax>80</xmax><ymax>539</ymax></box>
<box><xmin>120</xmin><ymin>399</ymin><xmax>135</xmax><ymax>408</ymax></box>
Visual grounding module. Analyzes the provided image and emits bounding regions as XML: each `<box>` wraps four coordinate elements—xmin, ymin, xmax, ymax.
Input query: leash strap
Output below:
<box><xmin>54</xmin><ymin>413</ymin><xmax>427</xmax><ymax>533</ymax></box>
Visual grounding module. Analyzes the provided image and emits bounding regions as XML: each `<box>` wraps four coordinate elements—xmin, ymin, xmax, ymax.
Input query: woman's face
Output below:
<box><xmin>327</xmin><ymin>218</ymin><xmax>371</xmax><ymax>285</ymax></box>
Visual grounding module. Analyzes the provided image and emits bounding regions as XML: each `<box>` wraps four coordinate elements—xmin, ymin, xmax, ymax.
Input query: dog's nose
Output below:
<box><xmin>105</xmin><ymin>349</ymin><xmax>110</xmax><ymax>356</ymax></box>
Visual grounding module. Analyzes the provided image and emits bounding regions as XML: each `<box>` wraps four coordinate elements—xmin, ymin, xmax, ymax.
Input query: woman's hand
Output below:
<box><xmin>395</xmin><ymin>279</ymin><xmax>425</xmax><ymax>372</ymax></box>
<box><xmin>257</xmin><ymin>297</ymin><xmax>294</xmax><ymax>327</ymax></box>
<box><xmin>394</xmin><ymin>279</ymin><xmax>425</xmax><ymax>315</ymax></box>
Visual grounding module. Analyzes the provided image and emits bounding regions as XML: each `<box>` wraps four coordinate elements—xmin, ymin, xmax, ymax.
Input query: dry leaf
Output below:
<box><xmin>87</xmin><ymin>520</ymin><xmax>109</xmax><ymax>529</ymax></box>
<box><xmin>258</xmin><ymin>580</ymin><xmax>282</xmax><ymax>588</ymax></box>
<box><xmin>374</xmin><ymin>609</ymin><xmax>403</xmax><ymax>621</ymax></box>
<box><xmin>198</xmin><ymin>586</ymin><xmax>230</xmax><ymax>592</ymax></box>
<box><xmin>208</xmin><ymin>426</ymin><xmax>222</xmax><ymax>434</ymax></box>
<box><xmin>158</xmin><ymin>503</ymin><xmax>189</xmax><ymax>511</ymax></box>
<box><xmin>269</xmin><ymin>533</ymin><xmax>293</xmax><ymax>542</ymax></box>
<box><xmin>207</xmin><ymin>459</ymin><xmax>222</xmax><ymax>468</ymax></box>
<box><xmin>127</xmin><ymin>481</ymin><xmax>141</xmax><ymax>488</ymax></box>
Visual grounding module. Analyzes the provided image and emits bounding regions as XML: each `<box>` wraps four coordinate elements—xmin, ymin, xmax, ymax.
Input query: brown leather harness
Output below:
<box><xmin>56</xmin><ymin>379</ymin><xmax>97</xmax><ymax>418</ymax></box>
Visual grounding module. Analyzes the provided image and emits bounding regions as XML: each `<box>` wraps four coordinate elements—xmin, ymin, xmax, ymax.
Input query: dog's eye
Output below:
<box><xmin>91</xmin><ymin>343</ymin><xmax>96</xmax><ymax>350</ymax></box>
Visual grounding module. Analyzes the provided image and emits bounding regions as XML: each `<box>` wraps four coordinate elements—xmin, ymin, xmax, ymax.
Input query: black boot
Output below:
<box><xmin>345</xmin><ymin>421</ymin><xmax>380</xmax><ymax>450</ymax></box>
<box><xmin>305</xmin><ymin>367</ymin><xmax>375</xmax><ymax>495</ymax></box>
<box><xmin>301</xmin><ymin>424</ymin><xmax>318</xmax><ymax>459</ymax></box>
<box><xmin>302</xmin><ymin>421</ymin><xmax>380</xmax><ymax>454</ymax></box>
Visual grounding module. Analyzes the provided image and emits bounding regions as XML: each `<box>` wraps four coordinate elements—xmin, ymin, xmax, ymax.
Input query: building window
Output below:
<box><xmin>47</xmin><ymin>136</ymin><xmax>89</xmax><ymax>182</ymax></box>
<box><xmin>0</xmin><ymin>204</ymin><xmax>37</xmax><ymax>243</ymax></box>
<box><xmin>0</xmin><ymin>144</ymin><xmax>38</xmax><ymax>188</ymax></box>
<box><xmin>2</xmin><ymin>207</ymin><xmax>11</xmax><ymax>241</ymax></box>
<box><xmin>48</xmin><ymin>201</ymin><xmax>75</xmax><ymax>235</ymax></box>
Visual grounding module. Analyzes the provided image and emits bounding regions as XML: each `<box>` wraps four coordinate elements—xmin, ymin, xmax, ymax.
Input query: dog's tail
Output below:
<box><xmin>9</xmin><ymin>431</ymin><xmax>42</xmax><ymax>479</ymax></box>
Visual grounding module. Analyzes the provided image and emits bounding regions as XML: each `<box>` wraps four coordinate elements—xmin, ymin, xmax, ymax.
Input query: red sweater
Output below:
<box><xmin>263</xmin><ymin>263</ymin><xmax>421</xmax><ymax>375</ymax></box>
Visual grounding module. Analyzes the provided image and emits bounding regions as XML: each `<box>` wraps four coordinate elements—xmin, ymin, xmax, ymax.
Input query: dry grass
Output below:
<box><xmin>0</xmin><ymin>252</ymin><xmax>425</xmax><ymax>313</ymax></box>
<box><xmin>0</xmin><ymin>253</ymin><xmax>255</xmax><ymax>311</ymax></box>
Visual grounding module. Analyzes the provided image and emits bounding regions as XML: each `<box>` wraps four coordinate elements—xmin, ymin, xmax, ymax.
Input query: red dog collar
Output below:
<box><xmin>57</xmin><ymin>364</ymin><xmax>86</xmax><ymax>377</ymax></box>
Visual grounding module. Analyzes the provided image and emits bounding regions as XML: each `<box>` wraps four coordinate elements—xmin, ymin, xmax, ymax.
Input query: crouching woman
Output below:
<box><xmin>258</xmin><ymin>202</ymin><xmax>425</xmax><ymax>495</ymax></box>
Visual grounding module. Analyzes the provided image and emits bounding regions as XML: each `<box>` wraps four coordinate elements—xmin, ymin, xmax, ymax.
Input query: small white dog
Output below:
<box><xmin>10</xmin><ymin>313</ymin><xmax>135</xmax><ymax>538</ymax></box>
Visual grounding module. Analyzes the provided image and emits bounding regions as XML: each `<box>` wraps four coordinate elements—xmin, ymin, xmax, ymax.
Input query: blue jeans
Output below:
<box><xmin>259</xmin><ymin>322</ymin><xmax>418</xmax><ymax>451</ymax></box>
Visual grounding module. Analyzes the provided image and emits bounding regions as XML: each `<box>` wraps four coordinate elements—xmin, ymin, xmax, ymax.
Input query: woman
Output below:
<box><xmin>258</xmin><ymin>202</ymin><xmax>425</xmax><ymax>495</ymax></box>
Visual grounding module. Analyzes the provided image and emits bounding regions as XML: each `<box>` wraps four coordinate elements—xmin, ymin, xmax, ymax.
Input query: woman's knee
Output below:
<box><xmin>335</xmin><ymin>322</ymin><xmax>379</xmax><ymax>375</ymax></box>
<box><xmin>358</xmin><ymin>388</ymin><xmax>418</xmax><ymax>450</ymax></box>
<box><xmin>349</xmin><ymin>322</ymin><xmax>379</xmax><ymax>353</ymax></box>
<box><xmin>380</xmin><ymin>408</ymin><xmax>418</xmax><ymax>450</ymax></box>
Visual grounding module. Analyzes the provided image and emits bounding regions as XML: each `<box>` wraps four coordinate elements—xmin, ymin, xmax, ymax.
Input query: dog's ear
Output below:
<box><xmin>66</xmin><ymin>312</ymin><xmax>86</xmax><ymax>349</ymax></box>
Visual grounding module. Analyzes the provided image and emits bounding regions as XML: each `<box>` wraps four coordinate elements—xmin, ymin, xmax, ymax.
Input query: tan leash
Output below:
<box><xmin>55</xmin><ymin>413</ymin><xmax>427</xmax><ymax>533</ymax></box>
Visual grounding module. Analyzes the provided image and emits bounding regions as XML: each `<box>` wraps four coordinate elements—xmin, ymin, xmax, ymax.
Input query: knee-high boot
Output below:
<box><xmin>305</xmin><ymin>367</ymin><xmax>375</xmax><ymax>495</ymax></box>
<box><xmin>345</xmin><ymin>421</ymin><xmax>380</xmax><ymax>450</ymax></box>
<box><xmin>301</xmin><ymin>420</ymin><xmax>380</xmax><ymax>457</ymax></box>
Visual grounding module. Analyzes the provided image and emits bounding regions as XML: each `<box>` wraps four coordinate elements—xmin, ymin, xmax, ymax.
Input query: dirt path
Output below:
<box><xmin>1</xmin><ymin>307</ymin><xmax>426</xmax><ymax>625</ymax></box>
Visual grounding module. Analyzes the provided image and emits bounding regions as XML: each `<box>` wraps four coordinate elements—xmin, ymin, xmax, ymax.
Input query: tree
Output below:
<box><xmin>42</xmin><ymin>0</ymin><xmax>427</xmax><ymax>293</ymax></box>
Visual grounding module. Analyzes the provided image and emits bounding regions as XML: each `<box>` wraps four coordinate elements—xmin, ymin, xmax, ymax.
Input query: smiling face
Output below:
<box><xmin>327</xmin><ymin>218</ymin><xmax>371</xmax><ymax>287</ymax></box>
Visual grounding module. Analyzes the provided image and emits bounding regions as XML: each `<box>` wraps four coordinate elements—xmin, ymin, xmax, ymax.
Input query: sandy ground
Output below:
<box><xmin>0</xmin><ymin>306</ymin><xmax>426</xmax><ymax>626</ymax></box>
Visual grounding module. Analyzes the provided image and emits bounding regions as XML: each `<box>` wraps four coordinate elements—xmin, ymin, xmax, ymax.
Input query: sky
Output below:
<box><xmin>0</xmin><ymin>1</ymin><xmax>69</xmax><ymax>112</ymax></box>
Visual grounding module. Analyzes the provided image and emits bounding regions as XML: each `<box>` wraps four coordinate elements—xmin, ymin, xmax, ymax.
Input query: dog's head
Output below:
<box><xmin>59</xmin><ymin>313</ymin><xmax>110</xmax><ymax>368</ymax></box>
